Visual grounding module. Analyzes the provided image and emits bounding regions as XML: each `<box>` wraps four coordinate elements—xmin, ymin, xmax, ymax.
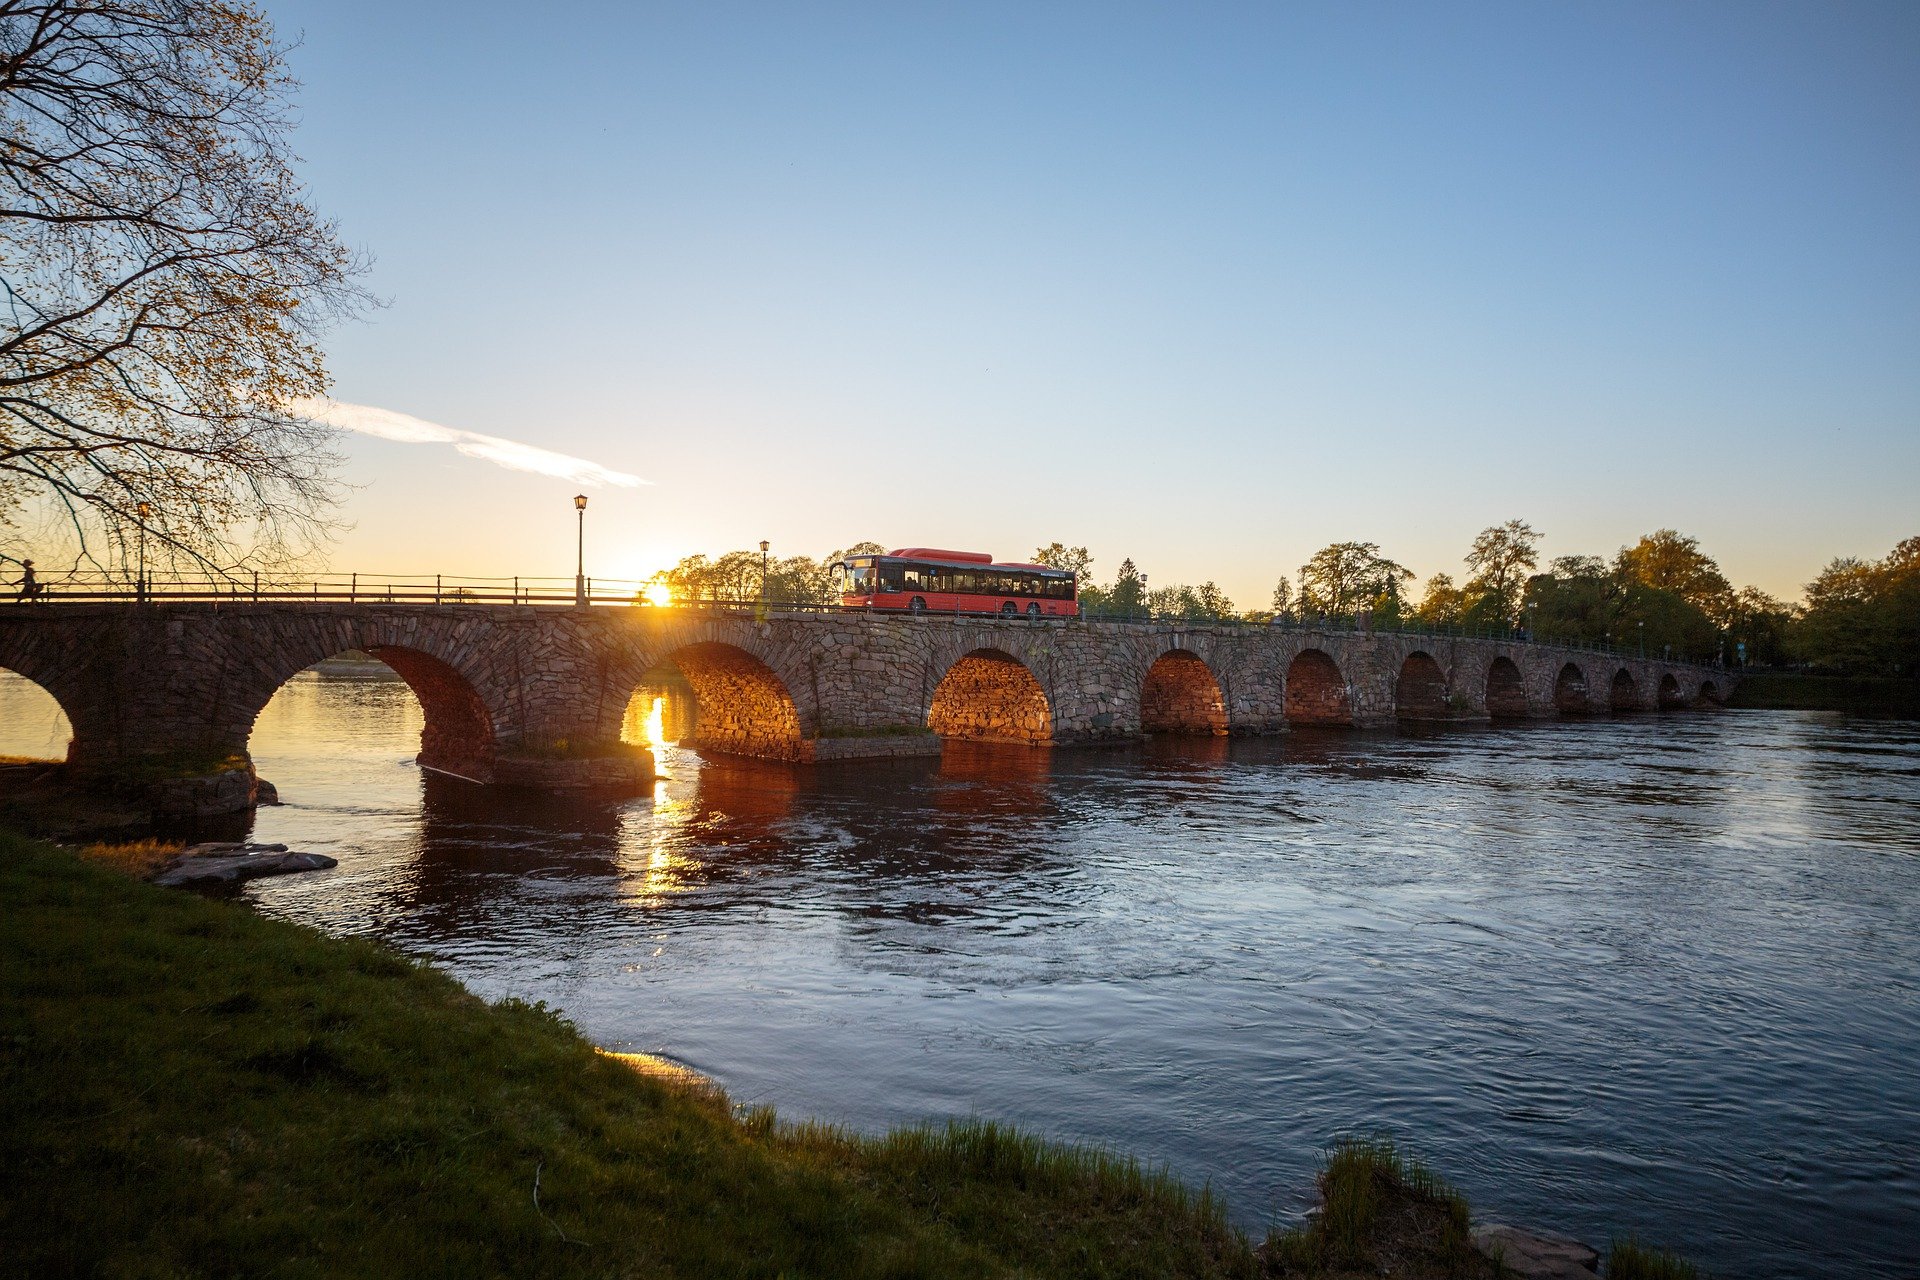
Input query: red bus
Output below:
<box><xmin>832</xmin><ymin>548</ymin><xmax>1078</xmax><ymax>617</ymax></box>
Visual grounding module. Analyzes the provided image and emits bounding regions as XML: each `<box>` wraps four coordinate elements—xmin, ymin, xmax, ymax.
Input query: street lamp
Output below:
<box><xmin>1637</xmin><ymin>619</ymin><xmax>1645</xmax><ymax>657</ymax></box>
<box><xmin>135</xmin><ymin>500</ymin><xmax>152</xmax><ymax>603</ymax></box>
<box><xmin>759</xmin><ymin>540</ymin><xmax>770</xmax><ymax>606</ymax></box>
<box><xmin>573</xmin><ymin>494</ymin><xmax>588</xmax><ymax>607</ymax></box>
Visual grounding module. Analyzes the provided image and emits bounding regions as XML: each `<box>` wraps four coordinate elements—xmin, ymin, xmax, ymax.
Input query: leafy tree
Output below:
<box><xmin>1522</xmin><ymin>547</ymin><xmax>1723</xmax><ymax>660</ymax></box>
<box><xmin>1</xmin><ymin>0</ymin><xmax>370</xmax><ymax>574</ymax></box>
<box><xmin>1089</xmin><ymin>557</ymin><xmax>1146</xmax><ymax>618</ymax></box>
<box><xmin>1794</xmin><ymin>536</ymin><xmax>1920</xmax><ymax>674</ymax></box>
<box><xmin>1031</xmin><ymin>542</ymin><xmax>1093</xmax><ymax>579</ymax></box>
<box><xmin>830</xmin><ymin>540</ymin><xmax>887</xmax><ymax>562</ymax></box>
<box><xmin>1414</xmin><ymin>572</ymin><xmax>1464</xmax><ymax>626</ymax></box>
<box><xmin>1615</xmin><ymin>529</ymin><xmax>1732</xmax><ymax>619</ymax></box>
<box><xmin>1462</xmin><ymin>519</ymin><xmax>1540</xmax><ymax>626</ymax></box>
<box><xmin>1145</xmin><ymin>581</ymin><xmax>1234</xmax><ymax>622</ymax></box>
<box><xmin>766</xmin><ymin>555</ymin><xmax>835</xmax><ymax>605</ymax></box>
<box><xmin>1724</xmin><ymin>585</ymin><xmax>1792</xmax><ymax>667</ymax></box>
<box><xmin>1297</xmin><ymin>542</ymin><xmax>1411</xmax><ymax>617</ymax></box>
<box><xmin>1269</xmin><ymin>575</ymin><xmax>1292</xmax><ymax>617</ymax></box>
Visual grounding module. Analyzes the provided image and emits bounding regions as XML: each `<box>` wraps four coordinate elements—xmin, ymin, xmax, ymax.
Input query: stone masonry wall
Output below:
<box><xmin>928</xmin><ymin>651</ymin><xmax>1052</xmax><ymax>744</ymax></box>
<box><xmin>1141</xmin><ymin>650</ymin><xmax>1227</xmax><ymax>735</ymax></box>
<box><xmin>1285</xmin><ymin>649</ymin><xmax>1352</xmax><ymax>725</ymax></box>
<box><xmin>0</xmin><ymin>604</ymin><xmax>1737</xmax><ymax>788</ymax></box>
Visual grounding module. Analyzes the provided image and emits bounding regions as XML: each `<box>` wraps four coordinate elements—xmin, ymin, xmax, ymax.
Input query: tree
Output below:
<box><xmin>2</xmin><ymin>1</ymin><xmax>370</xmax><ymax>575</ymax></box>
<box><xmin>1462</xmin><ymin>519</ymin><xmax>1540</xmax><ymax>626</ymax></box>
<box><xmin>1297</xmin><ymin>542</ymin><xmax>1411</xmax><ymax>617</ymax></box>
<box><xmin>1615</xmin><ymin>530</ymin><xmax>1732</xmax><ymax>618</ymax></box>
<box><xmin>1269</xmin><ymin>575</ymin><xmax>1292</xmax><ymax>617</ymax></box>
<box><xmin>1031</xmin><ymin>542</ymin><xmax>1093</xmax><ymax>580</ymax></box>
<box><xmin>1100</xmin><ymin>557</ymin><xmax>1147</xmax><ymax>618</ymax></box>
<box><xmin>1725</xmin><ymin>585</ymin><xmax>1792</xmax><ymax>667</ymax></box>
<box><xmin>1794</xmin><ymin>536</ymin><xmax>1920</xmax><ymax>674</ymax></box>
<box><xmin>830</xmin><ymin>540</ymin><xmax>886</xmax><ymax>562</ymax></box>
<box><xmin>1414</xmin><ymin>572</ymin><xmax>1463</xmax><ymax>626</ymax></box>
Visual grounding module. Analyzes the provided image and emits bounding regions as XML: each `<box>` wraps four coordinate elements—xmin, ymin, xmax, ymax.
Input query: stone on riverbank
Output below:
<box><xmin>147</xmin><ymin>768</ymin><xmax>276</xmax><ymax>819</ymax></box>
<box><xmin>151</xmin><ymin>842</ymin><xmax>335</xmax><ymax>888</ymax></box>
<box><xmin>1471</xmin><ymin>1224</ymin><xmax>1600</xmax><ymax>1278</ymax></box>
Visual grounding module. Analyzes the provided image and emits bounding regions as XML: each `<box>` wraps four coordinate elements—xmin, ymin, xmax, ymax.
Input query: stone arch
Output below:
<box><xmin>246</xmin><ymin>645</ymin><xmax>497</xmax><ymax>783</ymax></box>
<box><xmin>1141</xmin><ymin>649</ymin><xmax>1227</xmax><ymax>735</ymax></box>
<box><xmin>650</xmin><ymin>642</ymin><xmax>806</xmax><ymax>762</ymax></box>
<box><xmin>929</xmin><ymin>649</ymin><xmax>1053</xmax><ymax>744</ymax></box>
<box><xmin>1285</xmin><ymin>649</ymin><xmax>1351</xmax><ymax>726</ymax></box>
<box><xmin>1395</xmin><ymin>651</ymin><xmax>1449</xmax><ymax>721</ymax></box>
<box><xmin>1485</xmin><ymin>656</ymin><xmax>1528</xmax><ymax>719</ymax></box>
<box><xmin>1610</xmin><ymin>669</ymin><xmax>1638</xmax><ymax>712</ymax></box>
<box><xmin>0</xmin><ymin>665</ymin><xmax>75</xmax><ymax>762</ymax></box>
<box><xmin>1697</xmin><ymin>679</ymin><xmax>1723</xmax><ymax>706</ymax></box>
<box><xmin>1553</xmin><ymin>662</ymin><xmax>1591</xmax><ymax>714</ymax></box>
<box><xmin>1658</xmin><ymin>673</ymin><xmax>1685</xmax><ymax>710</ymax></box>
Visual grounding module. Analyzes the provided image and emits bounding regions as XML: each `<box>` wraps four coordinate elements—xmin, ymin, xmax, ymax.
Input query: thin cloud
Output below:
<box><xmin>294</xmin><ymin>397</ymin><xmax>647</xmax><ymax>489</ymax></box>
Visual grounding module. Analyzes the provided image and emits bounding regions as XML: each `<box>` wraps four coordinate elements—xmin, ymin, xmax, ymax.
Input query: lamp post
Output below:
<box><xmin>573</xmin><ymin>494</ymin><xmax>588</xmax><ymax>607</ymax></box>
<box><xmin>759</xmin><ymin>540</ymin><xmax>770</xmax><ymax>606</ymax></box>
<box><xmin>1638</xmin><ymin>619</ymin><xmax>1645</xmax><ymax>657</ymax></box>
<box><xmin>135</xmin><ymin>500</ymin><xmax>152</xmax><ymax>603</ymax></box>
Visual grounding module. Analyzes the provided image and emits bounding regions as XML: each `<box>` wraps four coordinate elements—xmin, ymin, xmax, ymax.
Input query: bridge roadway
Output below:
<box><xmin>0</xmin><ymin>602</ymin><xmax>1734</xmax><ymax>798</ymax></box>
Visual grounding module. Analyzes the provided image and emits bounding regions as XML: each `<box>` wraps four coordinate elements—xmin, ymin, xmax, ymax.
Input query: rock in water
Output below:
<box><xmin>151</xmin><ymin>850</ymin><xmax>337</xmax><ymax>888</ymax></box>
<box><xmin>1471</xmin><ymin>1225</ymin><xmax>1600</xmax><ymax>1279</ymax></box>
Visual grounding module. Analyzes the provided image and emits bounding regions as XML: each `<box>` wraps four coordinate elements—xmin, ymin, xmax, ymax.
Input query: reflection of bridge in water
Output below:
<box><xmin>0</xmin><ymin>602</ymin><xmax>1735</xmax><ymax>797</ymax></box>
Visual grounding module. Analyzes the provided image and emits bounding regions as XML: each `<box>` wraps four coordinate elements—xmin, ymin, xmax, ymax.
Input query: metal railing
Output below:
<box><xmin>1</xmin><ymin>572</ymin><xmax>1726</xmax><ymax>671</ymax></box>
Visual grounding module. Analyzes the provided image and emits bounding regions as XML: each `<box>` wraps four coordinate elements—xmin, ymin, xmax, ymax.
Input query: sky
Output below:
<box><xmin>264</xmin><ymin>0</ymin><xmax>1918</xmax><ymax>604</ymax></box>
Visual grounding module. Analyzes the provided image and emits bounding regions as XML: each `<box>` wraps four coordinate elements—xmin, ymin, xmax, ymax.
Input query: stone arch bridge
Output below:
<box><xmin>0</xmin><ymin>603</ymin><xmax>1734</xmax><ymax>794</ymax></box>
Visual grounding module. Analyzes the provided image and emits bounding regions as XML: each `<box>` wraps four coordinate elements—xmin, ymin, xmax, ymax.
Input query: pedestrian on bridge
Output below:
<box><xmin>13</xmin><ymin>559</ymin><xmax>45</xmax><ymax>603</ymax></box>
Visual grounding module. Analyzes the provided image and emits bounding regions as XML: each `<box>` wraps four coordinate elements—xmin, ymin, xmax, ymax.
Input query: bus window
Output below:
<box><xmin>846</xmin><ymin>561</ymin><xmax>872</xmax><ymax>594</ymax></box>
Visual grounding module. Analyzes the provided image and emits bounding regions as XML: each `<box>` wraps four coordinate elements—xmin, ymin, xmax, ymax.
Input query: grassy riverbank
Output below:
<box><xmin>2</xmin><ymin>829</ymin><xmax>1700</xmax><ymax>1278</ymax></box>
<box><xmin>1730</xmin><ymin>672</ymin><xmax>1920</xmax><ymax>715</ymax></box>
<box><xmin>1</xmin><ymin>828</ymin><xmax>1257</xmax><ymax>1278</ymax></box>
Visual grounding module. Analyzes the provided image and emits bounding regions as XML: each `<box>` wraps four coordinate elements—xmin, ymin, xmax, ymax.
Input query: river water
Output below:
<box><xmin>5</xmin><ymin>666</ymin><xmax>1918</xmax><ymax>1275</ymax></box>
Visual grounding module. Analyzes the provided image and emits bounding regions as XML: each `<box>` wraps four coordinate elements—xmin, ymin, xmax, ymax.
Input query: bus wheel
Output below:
<box><xmin>1000</xmin><ymin>600</ymin><xmax>1018</xmax><ymax>615</ymax></box>
<box><xmin>1026</xmin><ymin>602</ymin><xmax>1041</xmax><ymax>617</ymax></box>
<box><xmin>909</xmin><ymin>596</ymin><xmax>927</xmax><ymax>613</ymax></box>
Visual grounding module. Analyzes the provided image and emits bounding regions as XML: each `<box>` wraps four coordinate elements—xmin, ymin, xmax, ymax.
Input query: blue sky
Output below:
<box><xmin>271</xmin><ymin>0</ymin><xmax>1919</xmax><ymax>603</ymax></box>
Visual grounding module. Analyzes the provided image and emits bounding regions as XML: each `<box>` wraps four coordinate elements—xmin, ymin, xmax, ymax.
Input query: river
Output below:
<box><xmin>4</xmin><ymin>665</ymin><xmax>1918</xmax><ymax>1275</ymax></box>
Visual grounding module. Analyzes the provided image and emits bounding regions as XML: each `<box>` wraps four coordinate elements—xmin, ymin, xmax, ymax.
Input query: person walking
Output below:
<box><xmin>14</xmin><ymin>559</ymin><xmax>44</xmax><ymax>603</ymax></box>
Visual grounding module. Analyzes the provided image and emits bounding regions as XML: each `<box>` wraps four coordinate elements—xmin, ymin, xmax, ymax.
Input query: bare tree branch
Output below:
<box><xmin>0</xmin><ymin>0</ymin><xmax>372</xmax><ymax>574</ymax></box>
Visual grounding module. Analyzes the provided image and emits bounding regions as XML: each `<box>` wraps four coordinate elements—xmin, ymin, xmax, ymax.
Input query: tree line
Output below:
<box><xmin>656</xmin><ymin>528</ymin><xmax>1917</xmax><ymax>676</ymax></box>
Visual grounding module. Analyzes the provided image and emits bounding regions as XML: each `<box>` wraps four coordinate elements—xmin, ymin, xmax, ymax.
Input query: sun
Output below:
<box><xmin>642</xmin><ymin>579</ymin><xmax>673</xmax><ymax>608</ymax></box>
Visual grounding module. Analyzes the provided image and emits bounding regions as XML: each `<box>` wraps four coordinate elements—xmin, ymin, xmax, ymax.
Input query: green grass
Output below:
<box><xmin>0</xmin><ymin>829</ymin><xmax>1256</xmax><ymax>1279</ymax></box>
<box><xmin>1262</xmin><ymin>1138</ymin><xmax>1487</xmax><ymax>1279</ymax></box>
<box><xmin>1607</xmin><ymin>1238</ymin><xmax>1699</xmax><ymax>1279</ymax></box>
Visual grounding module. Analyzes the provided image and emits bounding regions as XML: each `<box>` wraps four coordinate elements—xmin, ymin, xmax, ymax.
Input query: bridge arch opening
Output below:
<box><xmin>249</xmin><ymin>647</ymin><xmax>495</xmax><ymax>784</ymax></box>
<box><xmin>625</xmin><ymin>643</ymin><xmax>806</xmax><ymax>762</ymax></box>
<box><xmin>1553</xmin><ymin>663</ymin><xmax>1590</xmax><ymax>714</ymax></box>
<box><xmin>1610</xmin><ymin>669</ymin><xmax>1638</xmax><ymax>713</ymax></box>
<box><xmin>1395</xmin><ymin>652</ymin><xmax>1449</xmax><ymax>721</ymax></box>
<box><xmin>1485</xmin><ymin>657</ymin><xmax>1528</xmax><ymax>719</ymax></box>
<box><xmin>0</xmin><ymin>667</ymin><xmax>73</xmax><ymax>763</ymax></box>
<box><xmin>929</xmin><ymin>649</ymin><xmax>1052</xmax><ymax>745</ymax></box>
<box><xmin>1141</xmin><ymin>650</ymin><xmax>1227</xmax><ymax>735</ymax></box>
<box><xmin>1285</xmin><ymin>649</ymin><xmax>1351</xmax><ymax>726</ymax></box>
<box><xmin>1698</xmin><ymin>679</ymin><xmax>1723</xmax><ymax>706</ymax></box>
<box><xmin>1658</xmin><ymin>673</ymin><xmax>1685</xmax><ymax>710</ymax></box>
